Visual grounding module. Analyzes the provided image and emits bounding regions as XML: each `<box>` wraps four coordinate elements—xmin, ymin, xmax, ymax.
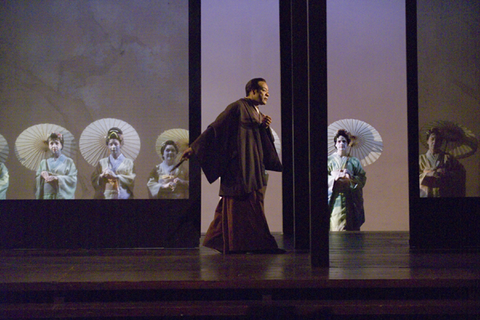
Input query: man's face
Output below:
<box><xmin>427</xmin><ymin>133</ymin><xmax>442</xmax><ymax>153</ymax></box>
<box><xmin>252</xmin><ymin>81</ymin><xmax>269</xmax><ymax>105</ymax></box>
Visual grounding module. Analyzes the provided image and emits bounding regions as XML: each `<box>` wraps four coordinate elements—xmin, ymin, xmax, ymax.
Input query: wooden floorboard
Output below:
<box><xmin>1</xmin><ymin>232</ymin><xmax>480</xmax><ymax>284</ymax></box>
<box><xmin>1</xmin><ymin>232</ymin><xmax>480</xmax><ymax>318</ymax></box>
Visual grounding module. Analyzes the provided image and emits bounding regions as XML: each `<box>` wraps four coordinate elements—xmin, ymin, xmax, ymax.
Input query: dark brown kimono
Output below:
<box><xmin>190</xmin><ymin>98</ymin><xmax>282</xmax><ymax>253</ymax></box>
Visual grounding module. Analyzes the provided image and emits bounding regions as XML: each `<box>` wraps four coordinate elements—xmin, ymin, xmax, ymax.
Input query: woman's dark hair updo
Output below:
<box><xmin>106</xmin><ymin>127</ymin><xmax>124</xmax><ymax>145</ymax></box>
<box><xmin>333</xmin><ymin>129</ymin><xmax>351</xmax><ymax>147</ymax></box>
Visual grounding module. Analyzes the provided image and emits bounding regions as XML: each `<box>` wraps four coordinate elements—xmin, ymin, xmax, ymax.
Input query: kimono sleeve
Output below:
<box><xmin>91</xmin><ymin>159</ymin><xmax>107</xmax><ymax>199</ymax></box>
<box><xmin>260</xmin><ymin>126</ymin><xmax>282</xmax><ymax>172</ymax></box>
<box><xmin>56</xmin><ymin>158</ymin><xmax>77</xmax><ymax>199</ymax></box>
<box><xmin>349</xmin><ymin>158</ymin><xmax>366</xmax><ymax>190</ymax></box>
<box><xmin>190</xmin><ymin>102</ymin><xmax>240</xmax><ymax>183</ymax></box>
<box><xmin>147</xmin><ymin>165</ymin><xmax>161</xmax><ymax>199</ymax></box>
<box><xmin>35</xmin><ymin>160</ymin><xmax>47</xmax><ymax>199</ymax></box>
<box><xmin>117</xmin><ymin>159</ymin><xmax>136</xmax><ymax>192</ymax></box>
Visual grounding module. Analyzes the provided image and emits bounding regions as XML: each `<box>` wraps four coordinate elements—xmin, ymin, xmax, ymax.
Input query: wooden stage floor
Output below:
<box><xmin>1</xmin><ymin>232</ymin><xmax>480</xmax><ymax>319</ymax></box>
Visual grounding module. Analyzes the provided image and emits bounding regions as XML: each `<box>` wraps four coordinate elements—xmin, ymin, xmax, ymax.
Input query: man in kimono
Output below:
<box><xmin>182</xmin><ymin>78</ymin><xmax>284</xmax><ymax>254</ymax></box>
<box><xmin>419</xmin><ymin>128</ymin><xmax>466</xmax><ymax>197</ymax></box>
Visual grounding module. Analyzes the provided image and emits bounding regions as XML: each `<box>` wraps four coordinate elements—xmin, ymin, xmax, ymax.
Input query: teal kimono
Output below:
<box><xmin>35</xmin><ymin>155</ymin><xmax>77</xmax><ymax>199</ymax></box>
<box><xmin>328</xmin><ymin>154</ymin><xmax>366</xmax><ymax>231</ymax></box>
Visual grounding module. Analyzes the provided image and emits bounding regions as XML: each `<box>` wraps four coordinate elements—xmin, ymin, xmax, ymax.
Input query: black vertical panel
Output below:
<box><xmin>188</xmin><ymin>0</ymin><xmax>202</xmax><ymax>242</ymax></box>
<box><xmin>308</xmin><ymin>0</ymin><xmax>329</xmax><ymax>267</ymax></box>
<box><xmin>280</xmin><ymin>0</ymin><xmax>329</xmax><ymax>260</ymax></box>
<box><xmin>406</xmin><ymin>0</ymin><xmax>421</xmax><ymax>249</ymax></box>
<box><xmin>280</xmin><ymin>0</ymin><xmax>294</xmax><ymax>237</ymax></box>
<box><xmin>291</xmin><ymin>0</ymin><xmax>311</xmax><ymax>250</ymax></box>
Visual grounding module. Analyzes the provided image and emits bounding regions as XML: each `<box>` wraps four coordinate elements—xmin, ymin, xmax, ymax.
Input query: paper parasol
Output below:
<box><xmin>327</xmin><ymin>119</ymin><xmax>383</xmax><ymax>167</ymax></box>
<box><xmin>270</xmin><ymin>127</ymin><xmax>281</xmax><ymax>155</ymax></box>
<box><xmin>79</xmin><ymin>118</ymin><xmax>141</xmax><ymax>166</ymax></box>
<box><xmin>0</xmin><ymin>134</ymin><xmax>8</xmax><ymax>164</ymax></box>
<box><xmin>419</xmin><ymin>120</ymin><xmax>477</xmax><ymax>159</ymax></box>
<box><xmin>155</xmin><ymin>128</ymin><xmax>189</xmax><ymax>159</ymax></box>
<box><xmin>14</xmin><ymin>123</ymin><xmax>76</xmax><ymax>171</ymax></box>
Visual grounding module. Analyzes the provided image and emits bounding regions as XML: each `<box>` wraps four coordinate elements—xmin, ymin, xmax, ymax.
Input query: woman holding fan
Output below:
<box><xmin>91</xmin><ymin>127</ymin><xmax>136</xmax><ymax>199</ymax></box>
<box><xmin>147</xmin><ymin>140</ymin><xmax>189</xmax><ymax>199</ymax></box>
<box><xmin>35</xmin><ymin>132</ymin><xmax>77</xmax><ymax>199</ymax></box>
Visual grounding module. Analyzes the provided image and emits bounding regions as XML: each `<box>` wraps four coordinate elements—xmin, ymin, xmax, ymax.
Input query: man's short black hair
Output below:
<box><xmin>245</xmin><ymin>78</ymin><xmax>266</xmax><ymax>96</ymax></box>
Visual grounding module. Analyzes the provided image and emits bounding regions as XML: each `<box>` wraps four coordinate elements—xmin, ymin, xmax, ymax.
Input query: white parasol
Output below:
<box><xmin>419</xmin><ymin>120</ymin><xmax>477</xmax><ymax>159</ymax></box>
<box><xmin>155</xmin><ymin>128</ymin><xmax>189</xmax><ymax>160</ymax></box>
<box><xmin>327</xmin><ymin>119</ymin><xmax>383</xmax><ymax>167</ymax></box>
<box><xmin>79</xmin><ymin>118</ymin><xmax>141</xmax><ymax>166</ymax></box>
<box><xmin>0</xmin><ymin>134</ymin><xmax>8</xmax><ymax>164</ymax></box>
<box><xmin>14</xmin><ymin>124</ymin><xmax>76</xmax><ymax>171</ymax></box>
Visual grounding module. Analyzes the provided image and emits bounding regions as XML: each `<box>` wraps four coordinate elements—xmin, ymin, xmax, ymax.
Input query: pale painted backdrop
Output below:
<box><xmin>201</xmin><ymin>0</ymin><xmax>409</xmax><ymax>232</ymax></box>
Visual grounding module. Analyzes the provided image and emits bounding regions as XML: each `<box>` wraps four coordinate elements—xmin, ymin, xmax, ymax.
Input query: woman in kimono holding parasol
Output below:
<box><xmin>419</xmin><ymin>127</ymin><xmax>466</xmax><ymax>197</ymax></box>
<box><xmin>35</xmin><ymin>132</ymin><xmax>77</xmax><ymax>199</ymax></box>
<box><xmin>328</xmin><ymin>129</ymin><xmax>367</xmax><ymax>231</ymax></box>
<box><xmin>147</xmin><ymin>140</ymin><xmax>189</xmax><ymax>199</ymax></box>
<box><xmin>92</xmin><ymin>127</ymin><xmax>136</xmax><ymax>199</ymax></box>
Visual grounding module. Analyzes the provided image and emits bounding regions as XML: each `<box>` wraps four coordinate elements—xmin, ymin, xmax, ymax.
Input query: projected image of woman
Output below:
<box><xmin>328</xmin><ymin>129</ymin><xmax>367</xmax><ymax>231</ymax></box>
<box><xmin>419</xmin><ymin>128</ymin><xmax>466</xmax><ymax>197</ymax></box>
<box><xmin>35</xmin><ymin>132</ymin><xmax>77</xmax><ymax>199</ymax></box>
<box><xmin>147</xmin><ymin>140</ymin><xmax>189</xmax><ymax>199</ymax></box>
<box><xmin>92</xmin><ymin>127</ymin><xmax>136</xmax><ymax>199</ymax></box>
<box><xmin>0</xmin><ymin>163</ymin><xmax>9</xmax><ymax>199</ymax></box>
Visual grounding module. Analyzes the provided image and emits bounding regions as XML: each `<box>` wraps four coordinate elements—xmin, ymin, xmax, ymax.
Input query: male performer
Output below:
<box><xmin>182</xmin><ymin>78</ymin><xmax>284</xmax><ymax>254</ymax></box>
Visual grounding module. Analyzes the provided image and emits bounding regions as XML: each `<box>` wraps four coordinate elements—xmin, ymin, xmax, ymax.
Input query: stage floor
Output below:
<box><xmin>1</xmin><ymin>232</ymin><xmax>480</xmax><ymax>318</ymax></box>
